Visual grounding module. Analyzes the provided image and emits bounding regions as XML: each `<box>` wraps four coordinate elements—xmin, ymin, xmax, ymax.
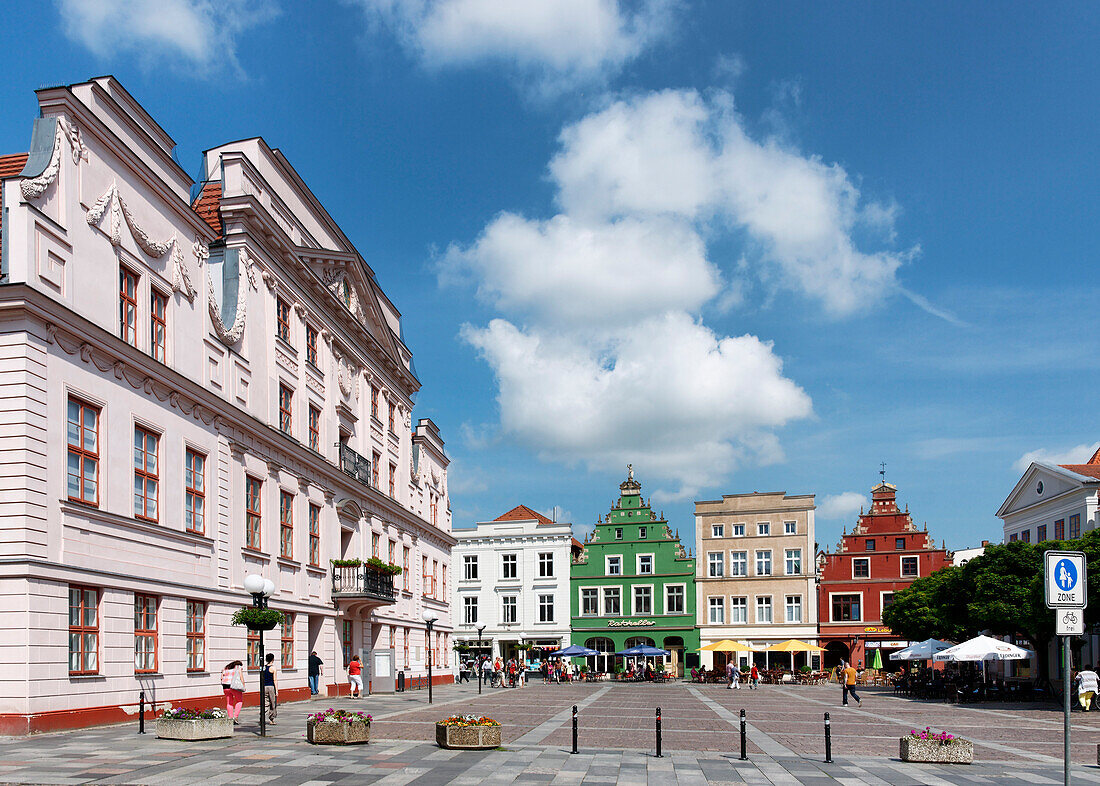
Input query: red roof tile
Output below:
<box><xmin>1059</xmin><ymin>464</ymin><xmax>1100</xmax><ymax>480</ymax></box>
<box><xmin>191</xmin><ymin>181</ymin><xmax>222</xmax><ymax>237</ymax></box>
<box><xmin>493</xmin><ymin>505</ymin><xmax>554</xmax><ymax>525</ymax></box>
<box><xmin>0</xmin><ymin>153</ymin><xmax>28</xmax><ymax>179</ymax></box>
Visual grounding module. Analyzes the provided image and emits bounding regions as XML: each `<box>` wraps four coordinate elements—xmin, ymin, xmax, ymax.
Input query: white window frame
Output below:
<box><xmin>538</xmin><ymin>594</ymin><xmax>555</xmax><ymax>623</ymax></box>
<box><xmin>580</xmin><ymin>586</ymin><xmax>600</xmax><ymax>617</ymax></box>
<box><xmin>785</xmin><ymin>548</ymin><xmax>802</xmax><ymax>576</ymax></box>
<box><xmin>501</xmin><ymin>553</ymin><xmax>518</xmax><ymax>580</ymax></box>
<box><xmin>755</xmin><ymin>595</ymin><xmax>773</xmax><ymax>624</ymax></box>
<box><xmin>538</xmin><ymin>552</ymin><xmax>554</xmax><ymax>578</ymax></box>
<box><xmin>463</xmin><ymin>554</ymin><xmax>478</xmax><ymax>581</ymax></box>
<box><xmin>785</xmin><ymin>595</ymin><xmax>802</xmax><ymax>623</ymax></box>
<box><xmin>852</xmin><ymin>557</ymin><xmax>870</xmax><ymax>579</ymax></box>
<box><xmin>603</xmin><ymin>586</ymin><xmax>621</xmax><ymax>616</ymax></box>
<box><xmin>729</xmin><ymin>550</ymin><xmax>747</xmax><ymax>577</ymax></box>
<box><xmin>707</xmin><ymin>551</ymin><xmax>724</xmax><ymax>578</ymax></box>
<box><xmin>880</xmin><ymin>590</ymin><xmax>896</xmax><ymax>616</ymax></box>
<box><xmin>633</xmin><ymin>584</ymin><xmax>653</xmax><ymax>616</ymax></box>
<box><xmin>501</xmin><ymin>595</ymin><xmax>517</xmax><ymax>624</ymax></box>
<box><xmin>606</xmin><ymin>555</ymin><xmax>623</xmax><ymax>576</ymax></box>
<box><xmin>755</xmin><ymin>549</ymin><xmax>772</xmax><ymax>576</ymax></box>
<box><xmin>637</xmin><ymin>553</ymin><xmax>655</xmax><ymax>575</ymax></box>
<box><xmin>664</xmin><ymin>583</ymin><xmax>686</xmax><ymax>615</ymax></box>
<box><xmin>711</xmin><ymin>524</ymin><xmax>724</xmax><ymax>538</ymax></box>
<box><xmin>829</xmin><ymin>591</ymin><xmax>864</xmax><ymax>623</ymax></box>
<box><xmin>614</xmin><ymin>528</ymin><xmax>623</xmax><ymax>540</ymax></box>
<box><xmin>757</xmin><ymin>521</ymin><xmax>770</xmax><ymax>536</ymax></box>
<box><xmin>729</xmin><ymin>596</ymin><xmax>748</xmax><ymax>624</ymax></box>
<box><xmin>638</xmin><ymin>526</ymin><xmax>648</xmax><ymax>539</ymax></box>
<box><xmin>707</xmin><ymin>596</ymin><xmax>725</xmax><ymax>625</ymax></box>
<box><xmin>732</xmin><ymin>523</ymin><xmax>745</xmax><ymax>537</ymax></box>
<box><xmin>783</xmin><ymin>520</ymin><xmax>797</xmax><ymax>534</ymax></box>
<box><xmin>901</xmin><ymin>555</ymin><xmax>919</xmax><ymax>578</ymax></box>
<box><xmin>463</xmin><ymin>595</ymin><xmax>478</xmax><ymax>625</ymax></box>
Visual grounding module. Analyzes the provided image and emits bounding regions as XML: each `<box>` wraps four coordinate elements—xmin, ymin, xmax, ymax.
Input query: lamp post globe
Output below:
<box><xmin>262</xmin><ymin>579</ymin><xmax>275</xmax><ymax>598</ymax></box>
<box><xmin>244</xmin><ymin>574</ymin><xmax>265</xmax><ymax>595</ymax></box>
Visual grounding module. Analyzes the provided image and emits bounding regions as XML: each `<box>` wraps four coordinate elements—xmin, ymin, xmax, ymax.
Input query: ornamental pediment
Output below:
<box><xmin>997</xmin><ymin>462</ymin><xmax>1094</xmax><ymax>518</ymax></box>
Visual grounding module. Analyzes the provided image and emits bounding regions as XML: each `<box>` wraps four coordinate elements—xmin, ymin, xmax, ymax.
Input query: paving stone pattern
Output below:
<box><xmin>3</xmin><ymin>681</ymin><xmax>1100</xmax><ymax>783</ymax></box>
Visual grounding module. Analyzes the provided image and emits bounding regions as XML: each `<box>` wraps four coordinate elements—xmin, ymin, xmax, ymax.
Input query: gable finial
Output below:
<box><xmin>879</xmin><ymin>461</ymin><xmax>887</xmax><ymax>484</ymax></box>
<box><xmin>627</xmin><ymin>463</ymin><xmax>634</xmax><ymax>482</ymax></box>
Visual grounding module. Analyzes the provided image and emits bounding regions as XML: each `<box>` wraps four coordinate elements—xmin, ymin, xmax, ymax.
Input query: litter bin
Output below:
<box><xmin>397</xmin><ymin>670</ymin><xmax>405</xmax><ymax>692</ymax></box>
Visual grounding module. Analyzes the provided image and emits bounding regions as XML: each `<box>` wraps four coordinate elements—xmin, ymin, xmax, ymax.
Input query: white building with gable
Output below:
<box><xmin>0</xmin><ymin>76</ymin><xmax>453</xmax><ymax>733</ymax></box>
<box><xmin>452</xmin><ymin>506</ymin><xmax>578</xmax><ymax>662</ymax></box>
<box><xmin>997</xmin><ymin>447</ymin><xmax>1100</xmax><ymax>544</ymax></box>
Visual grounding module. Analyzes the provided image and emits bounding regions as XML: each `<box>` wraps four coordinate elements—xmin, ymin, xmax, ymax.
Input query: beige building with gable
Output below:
<box><xmin>695</xmin><ymin>492</ymin><xmax>819</xmax><ymax>670</ymax></box>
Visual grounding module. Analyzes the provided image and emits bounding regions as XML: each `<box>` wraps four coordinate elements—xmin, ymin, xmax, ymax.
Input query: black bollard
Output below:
<box><xmin>572</xmin><ymin>704</ymin><xmax>578</xmax><ymax>754</ymax></box>
<box><xmin>824</xmin><ymin>712</ymin><xmax>832</xmax><ymax>763</ymax></box>
<box><xmin>138</xmin><ymin>691</ymin><xmax>145</xmax><ymax>734</ymax></box>
<box><xmin>655</xmin><ymin>707</ymin><xmax>663</xmax><ymax>758</ymax></box>
<box><xmin>739</xmin><ymin>708</ymin><xmax>746</xmax><ymax>760</ymax></box>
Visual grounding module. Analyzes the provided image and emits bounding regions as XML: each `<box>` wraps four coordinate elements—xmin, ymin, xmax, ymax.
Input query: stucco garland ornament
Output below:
<box><xmin>206</xmin><ymin>265</ymin><xmax>248</xmax><ymax>345</ymax></box>
<box><xmin>19</xmin><ymin>117</ymin><xmax>89</xmax><ymax>201</ymax></box>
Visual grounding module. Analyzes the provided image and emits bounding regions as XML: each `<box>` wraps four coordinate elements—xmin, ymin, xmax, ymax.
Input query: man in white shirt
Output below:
<box><xmin>1077</xmin><ymin>665</ymin><xmax>1099</xmax><ymax>711</ymax></box>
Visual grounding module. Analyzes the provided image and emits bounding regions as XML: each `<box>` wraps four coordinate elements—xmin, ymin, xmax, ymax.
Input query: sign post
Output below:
<box><xmin>1045</xmin><ymin>550</ymin><xmax>1087</xmax><ymax>786</ymax></box>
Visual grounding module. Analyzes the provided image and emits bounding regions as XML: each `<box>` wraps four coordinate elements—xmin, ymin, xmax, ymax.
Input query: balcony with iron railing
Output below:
<box><xmin>338</xmin><ymin>442</ymin><xmax>372</xmax><ymax>488</ymax></box>
<box><xmin>331</xmin><ymin>564</ymin><xmax>396</xmax><ymax>603</ymax></box>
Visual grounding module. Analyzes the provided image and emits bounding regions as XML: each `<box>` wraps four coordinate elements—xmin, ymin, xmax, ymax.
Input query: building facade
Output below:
<box><xmin>0</xmin><ymin>77</ymin><xmax>453</xmax><ymax>734</ymax></box>
<box><xmin>694</xmin><ymin>492</ymin><xmax>818</xmax><ymax>670</ymax></box>
<box><xmin>817</xmin><ymin>482</ymin><xmax>951</xmax><ymax>669</ymax></box>
<box><xmin>997</xmin><ymin>448</ymin><xmax>1100</xmax><ymax>544</ymax></box>
<box><xmin>451</xmin><ymin>506</ymin><xmax>576</xmax><ymax>662</ymax></box>
<box><xmin>571</xmin><ymin>469</ymin><xmax>699</xmax><ymax>676</ymax></box>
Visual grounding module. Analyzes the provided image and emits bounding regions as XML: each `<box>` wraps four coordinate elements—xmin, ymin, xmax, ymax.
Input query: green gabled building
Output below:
<box><xmin>570</xmin><ymin>467</ymin><xmax>699</xmax><ymax>676</ymax></box>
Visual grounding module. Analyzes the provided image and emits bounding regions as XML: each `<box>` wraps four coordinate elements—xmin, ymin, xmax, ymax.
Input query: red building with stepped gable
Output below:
<box><xmin>817</xmin><ymin>482</ymin><xmax>952</xmax><ymax>669</ymax></box>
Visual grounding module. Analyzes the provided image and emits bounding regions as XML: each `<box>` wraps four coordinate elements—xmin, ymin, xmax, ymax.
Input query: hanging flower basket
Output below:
<box><xmin>230</xmin><ymin>607</ymin><xmax>282</xmax><ymax>631</ymax></box>
<box><xmin>899</xmin><ymin>728</ymin><xmax>973</xmax><ymax>764</ymax></box>
<box><xmin>306</xmin><ymin>709</ymin><xmax>371</xmax><ymax>745</ymax></box>
<box><xmin>436</xmin><ymin>715</ymin><xmax>502</xmax><ymax>749</ymax></box>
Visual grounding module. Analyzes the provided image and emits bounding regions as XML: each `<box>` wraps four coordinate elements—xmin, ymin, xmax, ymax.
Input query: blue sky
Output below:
<box><xmin>4</xmin><ymin>1</ymin><xmax>1098</xmax><ymax>553</ymax></box>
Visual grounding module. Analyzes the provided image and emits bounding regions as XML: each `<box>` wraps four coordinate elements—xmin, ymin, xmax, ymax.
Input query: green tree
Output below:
<box><xmin>881</xmin><ymin>565</ymin><xmax>968</xmax><ymax>642</ymax></box>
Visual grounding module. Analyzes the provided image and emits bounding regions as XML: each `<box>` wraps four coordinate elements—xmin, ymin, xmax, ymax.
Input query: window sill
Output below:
<box><xmin>306</xmin><ymin>565</ymin><xmax>326</xmax><ymax>576</ymax></box>
<box><xmin>242</xmin><ymin>547</ymin><xmax>270</xmax><ymax>560</ymax></box>
<box><xmin>277</xmin><ymin>557</ymin><xmax>301</xmax><ymax>570</ymax></box>
<box><xmin>275</xmin><ymin>335</ymin><xmax>297</xmax><ymax>356</ymax></box>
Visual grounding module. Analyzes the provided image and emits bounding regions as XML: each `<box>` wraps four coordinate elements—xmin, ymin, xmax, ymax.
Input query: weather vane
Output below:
<box><xmin>879</xmin><ymin>461</ymin><xmax>887</xmax><ymax>483</ymax></box>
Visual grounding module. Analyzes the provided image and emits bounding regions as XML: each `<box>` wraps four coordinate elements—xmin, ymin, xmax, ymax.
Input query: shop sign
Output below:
<box><xmin>862</xmin><ymin>626</ymin><xmax>890</xmax><ymax>634</ymax></box>
<box><xmin>608</xmin><ymin>619</ymin><xmax>655</xmax><ymax>627</ymax></box>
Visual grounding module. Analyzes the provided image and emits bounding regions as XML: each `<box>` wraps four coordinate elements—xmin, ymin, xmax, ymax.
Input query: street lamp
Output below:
<box><xmin>244</xmin><ymin>574</ymin><xmax>275</xmax><ymax>736</ymax></box>
<box><xmin>476</xmin><ymin>625</ymin><xmax>486</xmax><ymax>695</ymax></box>
<box><xmin>422</xmin><ymin>610</ymin><xmax>439</xmax><ymax>704</ymax></box>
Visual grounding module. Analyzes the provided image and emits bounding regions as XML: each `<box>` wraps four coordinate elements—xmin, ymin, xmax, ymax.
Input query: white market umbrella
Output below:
<box><xmin>933</xmin><ymin>635</ymin><xmax>1032</xmax><ymax>663</ymax></box>
<box><xmin>890</xmin><ymin>638</ymin><xmax>954</xmax><ymax>661</ymax></box>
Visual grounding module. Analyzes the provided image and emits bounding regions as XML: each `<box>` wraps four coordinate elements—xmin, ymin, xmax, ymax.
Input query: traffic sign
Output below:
<box><xmin>1045</xmin><ymin>550</ymin><xmax>1087</xmax><ymax>609</ymax></box>
<box><xmin>1056</xmin><ymin>608</ymin><xmax>1085</xmax><ymax>636</ymax></box>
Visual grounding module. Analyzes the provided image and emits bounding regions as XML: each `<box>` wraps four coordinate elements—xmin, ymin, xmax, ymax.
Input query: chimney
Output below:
<box><xmin>981</xmin><ymin>540</ymin><xmax>989</xmax><ymax>547</ymax></box>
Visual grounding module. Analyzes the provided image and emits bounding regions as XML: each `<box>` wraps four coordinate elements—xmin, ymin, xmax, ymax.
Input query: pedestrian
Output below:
<box><xmin>220</xmin><ymin>660</ymin><xmax>245</xmax><ymax>723</ymax></box>
<box><xmin>841</xmin><ymin>660</ymin><xmax>862</xmax><ymax>707</ymax></box>
<box><xmin>749</xmin><ymin>663</ymin><xmax>759</xmax><ymax>690</ymax></box>
<box><xmin>262</xmin><ymin>653</ymin><xmax>278</xmax><ymax>724</ymax></box>
<box><xmin>726</xmin><ymin>659</ymin><xmax>739</xmax><ymax>689</ymax></box>
<box><xmin>458</xmin><ymin>658</ymin><xmax>471</xmax><ymax>683</ymax></box>
<box><xmin>348</xmin><ymin>654</ymin><xmax>363</xmax><ymax>698</ymax></box>
<box><xmin>1078</xmin><ymin>664</ymin><xmax>1099</xmax><ymax>711</ymax></box>
<box><xmin>481</xmin><ymin>655</ymin><xmax>492</xmax><ymax>685</ymax></box>
<box><xmin>307</xmin><ymin>650</ymin><xmax>323</xmax><ymax>696</ymax></box>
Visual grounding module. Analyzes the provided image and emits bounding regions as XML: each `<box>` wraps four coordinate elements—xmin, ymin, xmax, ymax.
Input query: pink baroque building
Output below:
<box><xmin>0</xmin><ymin>77</ymin><xmax>453</xmax><ymax>734</ymax></box>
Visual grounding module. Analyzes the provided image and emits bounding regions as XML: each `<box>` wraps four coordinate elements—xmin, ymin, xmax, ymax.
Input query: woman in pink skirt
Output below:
<box><xmin>220</xmin><ymin>660</ymin><xmax>245</xmax><ymax>723</ymax></box>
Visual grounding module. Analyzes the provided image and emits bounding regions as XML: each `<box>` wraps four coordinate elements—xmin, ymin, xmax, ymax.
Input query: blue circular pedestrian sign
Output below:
<box><xmin>1055</xmin><ymin>559</ymin><xmax>1078</xmax><ymax>591</ymax></box>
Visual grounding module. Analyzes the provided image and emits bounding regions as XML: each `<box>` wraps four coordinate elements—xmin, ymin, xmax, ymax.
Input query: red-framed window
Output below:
<box><xmin>186</xmin><ymin>601</ymin><xmax>205</xmax><ymax>672</ymax></box>
<box><xmin>68</xmin><ymin>585</ymin><xmax>99</xmax><ymax>675</ymax></box>
<box><xmin>134</xmin><ymin>593</ymin><xmax>158</xmax><ymax>673</ymax></box>
<box><xmin>1071</xmin><ymin>514</ymin><xmax>1082</xmax><ymax>539</ymax></box>
<box><xmin>372</xmin><ymin>452</ymin><xmax>380</xmax><ymax>488</ymax></box>
<box><xmin>422</xmin><ymin>555</ymin><xmax>428</xmax><ymax>596</ymax></box>
<box><xmin>443</xmin><ymin>633</ymin><xmax>449</xmax><ymax>668</ymax></box>
<box><xmin>279</xmin><ymin>384</ymin><xmax>293</xmax><ymax>435</ymax></box>
<box><xmin>1037</xmin><ymin>524</ymin><xmax>1047</xmax><ymax>542</ymax></box>
<box><xmin>388</xmin><ymin>463</ymin><xmax>396</xmax><ymax>497</ymax></box>
<box><xmin>431</xmin><ymin>560</ymin><xmax>438</xmax><ymax>599</ymax></box>
<box><xmin>403</xmin><ymin>626</ymin><xmax>410</xmax><ymax>668</ymax></box>
<box><xmin>247</xmin><ymin>629</ymin><xmax>261</xmax><ymax>670</ymax></box>
<box><xmin>388</xmin><ymin>540</ymin><xmax>395</xmax><ymax>564</ymax></box>
<box><xmin>308</xmin><ymin>503</ymin><xmax>320</xmax><ymax>567</ymax></box>
<box><xmin>372</xmin><ymin>532</ymin><xmax>379</xmax><ymax>558</ymax></box>
<box><xmin>430</xmin><ymin>495</ymin><xmax>438</xmax><ymax>527</ymax></box>
<box><xmin>402</xmin><ymin>546</ymin><xmax>410</xmax><ymax>590</ymax></box>
<box><xmin>276</xmin><ymin>297</ymin><xmax>290</xmax><ymax>342</ymax></box>
<box><xmin>281</xmin><ymin>612</ymin><xmax>294</xmax><ymax>668</ymax></box>
<box><xmin>66</xmin><ymin>398</ymin><xmax>100</xmax><ymax>506</ymax></box>
<box><xmin>371</xmin><ymin>386</ymin><xmax>379</xmax><ymax>420</ymax></box>
<box><xmin>341</xmin><ymin>620</ymin><xmax>353</xmax><ymax>667</ymax></box>
<box><xmin>150</xmin><ymin>289</ymin><xmax>167</xmax><ymax>363</ymax></box>
<box><xmin>1055</xmin><ymin>519</ymin><xmax>1065</xmax><ymax>540</ymax></box>
<box><xmin>133</xmin><ymin>426</ymin><xmax>159</xmax><ymax>522</ymax></box>
<box><xmin>246</xmin><ymin>476</ymin><xmax>262</xmax><ymax>550</ymax></box>
<box><xmin>120</xmin><ymin>267</ymin><xmax>138</xmax><ymax>345</ymax></box>
<box><xmin>308</xmin><ymin>405</ymin><xmax>320</xmax><ymax>451</ymax></box>
<box><xmin>306</xmin><ymin>324</ymin><xmax>318</xmax><ymax>367</ymax></box>
<box><xmin>185</xmin><ymin>448</ymin><xmax>205</xmax><ymax>534</ymax></box>
<box><xmin>279</xmin><ymin>490</ymin><xmax>293</xmax><ymax>559</ymax></box>
<box><xmin>388</xmin><ymin>402</ymin><xmax>395</xmax><ymax>433</ymax></box>
<box><xmin>441</xmin><ymin>564</ymin><xmax>447</xmax><ymax>599</ymax></box>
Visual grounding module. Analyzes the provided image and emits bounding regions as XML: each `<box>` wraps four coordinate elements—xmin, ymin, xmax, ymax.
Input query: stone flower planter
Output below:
<box><xmin>436</xmin><ymin>722</ymin><xmax>502</xmax><ymax>750</ymax></box>
<box><xmin>899</xmin><ymin>737</ymin><xmax>973</xmax><ymax>764</ymax></box>
<box><xmin>156</xmin><ymin>717</ymin><xmax>234</xmax><ymax>741</ymax></box>
<box><xmin>307</xmin><ymin>719</ymin><xmax>370</xmax><ymax>745</ymax></box>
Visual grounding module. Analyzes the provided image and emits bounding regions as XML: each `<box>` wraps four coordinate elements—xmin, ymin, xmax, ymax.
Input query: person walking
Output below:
<box><xmin>726</xmin><ymin>659</ymin><xmax>740</xmax><ymax>689</ymax></box>
<box><xmin>841</xmin><ymin>660</ymin><xmax>862</xmax><ymax>707</ymax></box>
<box><xmin>307</xmin><ymin>651</ymin><xmax>323</xmax><ymax>697</ymax></box>
<box><xmin>749</xmin><ymin>663</ymin><xmax>760</xmax><ymax>690</ymax></box>
<box><xmin>262</xmin><ymin>653</ymin><xmax>278</xmax><ymax>724</ymax></box>
<box><xmin>220</xmin><ymin>660</ymin><xmax>245</xmax><ymax>723</ymax></box>
<box><xmin>1077</xmin><ymin>664</ymin><xmax>1099</xmax><ymax>711</ymax></box>
<box><xmin>348</xmin><ymin>654</ymin><xmax>363</xmax><ymax>698</ymax></box>
<box><xmin>481</xmin><ymin>655</ymin><xmax>492</xmax><ymax>686</ymax></box>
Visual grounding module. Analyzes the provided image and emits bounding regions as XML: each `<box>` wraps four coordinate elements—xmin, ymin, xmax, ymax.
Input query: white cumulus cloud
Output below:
<box><xmin>56</xmin><ymin>0</ymin><xmax>276</xmax><ymax>74</ymax></box>
<box><xmin>817</xmin><ymin>492</ymin><xmax>868</xmax><ymax>521</ymax></box>
<box><xmin>353</xmin><ymin>0</ymin><xmax>677</xmax><ymax>90</ymax></box>
<box><xmin>1013</xmin><ymin>442</ymin><xmax>1100</xmax><ymax>474</ymax></box>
